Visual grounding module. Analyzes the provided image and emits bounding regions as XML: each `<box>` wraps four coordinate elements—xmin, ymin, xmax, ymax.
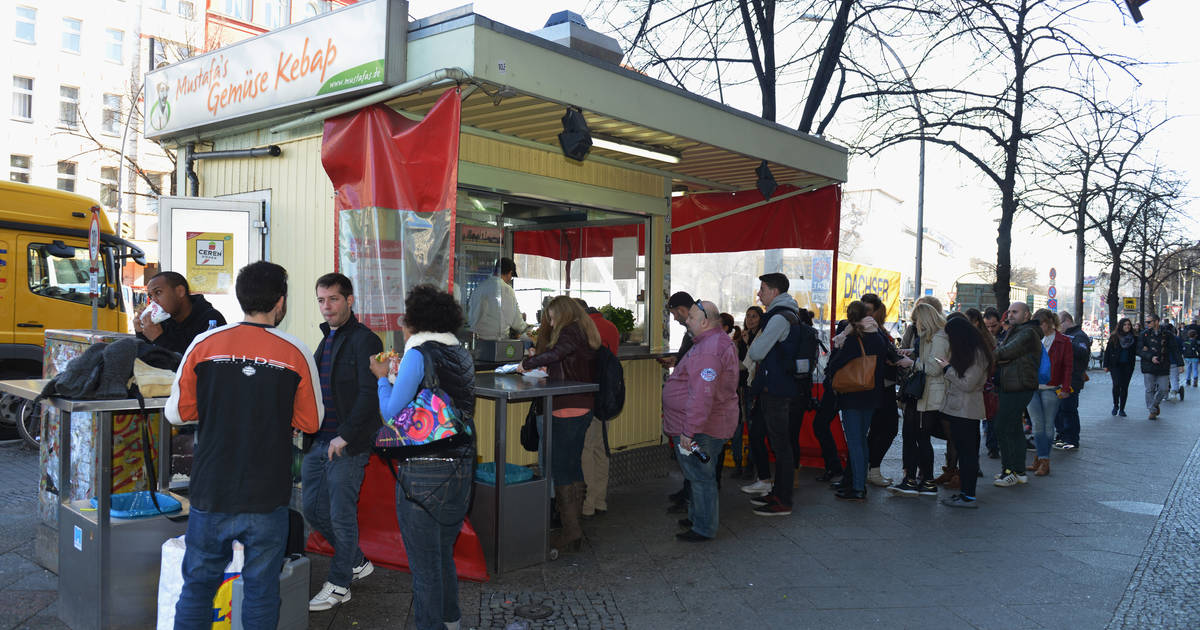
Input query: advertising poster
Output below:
<box><xmin>186</xmin><ymin>232</ymin><xmax>234</xmax><ymax>294</ymax></box>
<box><xmin>811</xmin><ymin>253</ymin><xmax>833</xmax><ymax>305</ymax></box>
<box><xmin>836</xmin><ymin>260</ymin><xmax>903</xmax><ymax>322</ymax></box>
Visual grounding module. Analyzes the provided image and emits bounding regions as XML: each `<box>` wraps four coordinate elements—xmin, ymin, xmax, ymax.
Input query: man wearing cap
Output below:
<box><xmin>468</xmin><ymin>257</ymin><xmax>528</xmax><ymax>341</ymax></box>
<box><xmin>658</xmin><ymin>291</ymin><xmax>696</xmax><ymax>513</ymax></box>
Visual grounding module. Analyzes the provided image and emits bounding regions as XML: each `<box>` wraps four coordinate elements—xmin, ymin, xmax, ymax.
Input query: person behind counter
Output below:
<box><xmin>135</xmin><ymin>271</ymin><xmax>227</xmax><ymax>354</ymax></box>
<box><xmin>467</xmin><ymin>256</ymin><xmax>528</xmax><ymax>341</ymax></box>
<box><xmin>577</xmin><ymin>299</ymin><xmax>619</xmax><ymax>519</ymax></box>
<box><xmin>369</xmin><ymin>285</ymin><xmax>476</xmax><ymax>630</ymax></box>
<box><xmin>516</xmin><ymin>296</ymin><xmax>601</xmax><ymax>555</ymax></box>
<box><xmin>166</xmin><ymin>261</ymin><xmax>321</xmax><ymax>630</ymax></box>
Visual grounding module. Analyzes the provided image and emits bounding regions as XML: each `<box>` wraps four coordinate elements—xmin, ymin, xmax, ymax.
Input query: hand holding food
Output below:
<box><xmin>370</xmin><ymin>351</ymin><xmax>400</xmax><ymax>382</ymax></box>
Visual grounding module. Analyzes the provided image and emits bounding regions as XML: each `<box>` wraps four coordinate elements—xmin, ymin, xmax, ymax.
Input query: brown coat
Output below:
<box><xmin>521</xmin><ymin>322</ymin><xmax>596</xmax><ymax>410</ymax></box>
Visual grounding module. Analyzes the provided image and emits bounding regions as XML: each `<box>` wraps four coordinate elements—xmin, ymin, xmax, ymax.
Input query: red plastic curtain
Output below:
<box><xmin>512</xmin><ymin>224</ymin><xmax>645</xmax><ymax>261</ymax></box>
<box><xmin>670</xmin><ymin>184</ymin><xmax>841</xmax><ymax>254</ymax></box>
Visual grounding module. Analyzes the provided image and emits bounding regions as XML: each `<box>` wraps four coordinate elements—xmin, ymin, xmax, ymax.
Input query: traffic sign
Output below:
<box><xmin>1047</xmin><ymin>286</ymin><xmax>1057</xmax><ymax>298</ymax></box>
<box><xmin>1049</xmin><ymin>267</ymin><xmax>1057</xmax><ymax>281</ymax></box>
<box><xmin>1047</xmin><ymin>298</ymin><xmax>1058</xmax><ymax>309</ymax></box>
<box><xmin>1123</xmin><ymin>297</ymin><xmax>1138</xmax><ymax>311</ymax></box>
<box><xmin>88</xmin><ymin>207</ymin><xmax>100</xmax><ymax>263</ymax></box>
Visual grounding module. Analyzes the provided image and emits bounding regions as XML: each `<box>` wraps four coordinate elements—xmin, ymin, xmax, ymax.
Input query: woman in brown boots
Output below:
<box><xmin>1025</xmin><ymin>309</ymin><xmax>1073</xmax><ymax>477</ymax></box>
<box><xmin>518</xmin><ymin>296</ymin><xmax>601</xmax><ymax>554</ymax></box>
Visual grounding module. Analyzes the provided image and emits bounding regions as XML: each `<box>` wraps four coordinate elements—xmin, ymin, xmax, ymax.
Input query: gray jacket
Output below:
<box><xmin>941</xmin><ymin>348</ymin><xmax>988</xmax><ymax>419</ymax></box>
<box><xmin>747</xmin><ymin>292</ymin><xmax>800</xmax><ymax>363</ymax></box>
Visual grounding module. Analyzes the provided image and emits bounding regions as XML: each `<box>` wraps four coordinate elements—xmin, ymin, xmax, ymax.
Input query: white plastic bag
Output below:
<box><xmin>157</xmin><ymin>536</ymin><xmax>244</xmax><ymax>630</ymax></box>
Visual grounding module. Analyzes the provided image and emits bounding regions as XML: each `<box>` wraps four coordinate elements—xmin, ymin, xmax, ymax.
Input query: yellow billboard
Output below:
<box><xmin>836</xmin><ymin>260</ymin><xmax>903</xmax><ymax>322</ymax></box>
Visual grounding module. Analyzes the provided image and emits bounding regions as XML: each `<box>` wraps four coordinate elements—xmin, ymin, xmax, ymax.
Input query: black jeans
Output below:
<box><xmin>1110</xmin><ymin>363</ymin><xmax>1135</xmax><ymax>410</ymax></box>
<box><xmin>945</xmin><ymin>416</ymin><xmax>980</xmax><ymax>498</ymax></box>
<box><xmin>811</xmin><ymin>388</ymin><xmax>844</xmax><ymax>474</ymax></box>
<box><xmin>760</xmin><ymin>393</ymin><xmax>794</xmax><ymax>505</ymax></box>
<box><xmin>900</xmin><ymin>401</ymin><xmax>934</xmax><ymax>481</ymax></box>
<box><xmin>867</xmin><ymin>397</ymin><xmax>899</xmax><ymax>468</ymax></box>
<box><xmin>747</xmin><ymin>398</ymin><xmax>770</xmax><ymax>481</ymax></box>
<box><xmin>551</xmin><ymin>413</ymin><xmax>592</xmax><ymax>485</ymax></box>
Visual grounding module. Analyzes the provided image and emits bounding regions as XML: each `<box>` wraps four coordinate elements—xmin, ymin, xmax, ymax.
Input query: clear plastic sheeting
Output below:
<box><xmin>338</xmin><ymin>207</ymin><xmax>453</xmax><ymax>331</ymax></box>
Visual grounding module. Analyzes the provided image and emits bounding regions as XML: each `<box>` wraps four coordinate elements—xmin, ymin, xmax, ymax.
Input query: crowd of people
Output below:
<box><xmin>150</xmin><ymin>256</ymin><xmax>1197</xmax><ymax>627</ymax></box>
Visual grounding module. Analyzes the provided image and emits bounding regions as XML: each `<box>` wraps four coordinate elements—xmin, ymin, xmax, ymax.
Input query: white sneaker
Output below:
<box><xmin>352</xmin><ymin>558</ymin><xmax>374</xmax><ymax>582</ymax></box>
<box><xmin>866</xmin><ymin>468</ymin><xmax>892</xmax><ymax>487</ymax></box>
<box><xmin>308</xmin><ymin>581</ymin><xmax>350</xmax><ymax>611</ymax></box>
<box><xmin>740</xmin><ymin>479</ymin><xmax>773</xmax><ymax>495</ymax></box>
<box><xmin>993</xmin><ymin>472</ymin><xmax>1020</xmax><ymax>487</ymax></box>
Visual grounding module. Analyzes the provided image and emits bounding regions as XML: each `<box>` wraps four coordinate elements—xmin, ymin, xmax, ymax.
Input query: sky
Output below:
<box><xmin>409</xmin><ymin>1</ymin><xmax>1199</xmax><ymax>295</ymax></box>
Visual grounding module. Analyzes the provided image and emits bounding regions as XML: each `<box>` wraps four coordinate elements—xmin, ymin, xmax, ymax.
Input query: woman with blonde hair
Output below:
<box><xmin>517</xmin><ymin>295</ymin><xmax>601</xmax><ymax>554</ymax></box>
<box><xmin>889</xmin><ymin>301</ymin><xmax>947</xmax><ymax>497</ymax></box>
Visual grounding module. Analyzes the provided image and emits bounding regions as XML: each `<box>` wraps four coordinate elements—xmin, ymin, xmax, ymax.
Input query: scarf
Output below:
<box><xmin>1118</xmin><ymin>332</ymin><xmax>1135</xmax><ymax>350</ymax></box>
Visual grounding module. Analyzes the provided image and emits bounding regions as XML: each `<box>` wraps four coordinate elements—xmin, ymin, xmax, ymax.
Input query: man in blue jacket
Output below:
<box><xmin>303</xmin><ymin>273</ymin><xmax>384</xmax><ymax>611</ymax></box>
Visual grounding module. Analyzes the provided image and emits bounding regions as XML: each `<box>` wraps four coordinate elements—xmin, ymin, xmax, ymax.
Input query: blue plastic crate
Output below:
<box><xmin>475</xmin><ymin>462</ymin><xmax>534</xmax><ymax>486</ymax></box>
<box><xmin>88</xmin><ymin>491</ymin><xmax>182</xmax><ymax>519</ymax></box>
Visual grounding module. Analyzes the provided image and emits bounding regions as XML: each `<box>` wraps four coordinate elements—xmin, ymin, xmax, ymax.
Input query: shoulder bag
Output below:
<box><xmin>374</xmin><ymin>349</ymin><xmax>472</xmax><ymax>459</ymax></box>
<box><xmin>832</xmin><ymin>336</ymin><xmax>877</xmax><ymax>394</ymax></box>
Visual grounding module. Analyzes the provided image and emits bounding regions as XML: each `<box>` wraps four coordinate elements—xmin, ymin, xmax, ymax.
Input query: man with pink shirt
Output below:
<box><xmin>662</xmin><ymin>299</ymin><xmax>740</xmax><ymax>542</ymax></box>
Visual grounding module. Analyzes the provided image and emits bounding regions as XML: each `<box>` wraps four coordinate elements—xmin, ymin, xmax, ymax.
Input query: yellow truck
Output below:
<box><xmin>0</xmin><ymin>181</ymin><xmax>145</xmax><ymax>440</ymax></box>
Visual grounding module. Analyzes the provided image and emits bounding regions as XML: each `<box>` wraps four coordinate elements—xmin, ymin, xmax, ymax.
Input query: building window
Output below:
<box><xmin>225</xmin><ymin>0</ymin><xmax>251</xmax><ymax>20</ymax></box>
<box><xmin>57</xmin><ymin>162</ymin><xmax>76</xmax><ymax>192</ymax></box>
<box><xmin>153</xmin><ymin>0</ymin><xmax>169</xmax><ymax>11</ymax></box>
<box><xmin>102</xmin><ymin>93</ymin><xmax>122</xmax><ymax>134</ymax></box>
<box><xmin>12</xmin><ymin>76</ymin><xmax>33</xmax><ymax>120</ymax></box>
<box><xmin>10</xmin><ymin>155</ymin><xmax>31</xmax><ymax>183</ymax></box>
<box><xmin>105</xmin><ymin>29</ymin><xmax>123</xmax><ymax>63</ymax></box>
<box><xmin>61</xmin><ymin>17</ymin><xmax>81</xmax><ymax>52</ymax></box>
<box><xmin>15</xmin><ymin>6</ymin><xmax>36</xmax><ymax>43</ymax></box>
<box><xmin>59</xmin><ymin>86</ymin><xmax>79</xmax><ymax>128</ymax></box>
<box><xmin>178</xmin><ymin>1</ymin><xmax>195</xmax><ymax>20</ymax></box>
<box><xmin>100</xmin><ymin>166</ymin><xmax>119</xmax><ymax>207</ymax></box>
<box><xmin>304</xmin><ymin>2</ymin><xmax>320</xmax><ymax>19</ymax></box>
<box><xmin>261</xmin><ymin>0</ymin><xmax>284</xmax><ymax>28</ymax></box>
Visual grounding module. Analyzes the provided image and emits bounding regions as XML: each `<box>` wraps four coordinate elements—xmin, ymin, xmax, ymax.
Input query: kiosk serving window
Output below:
<box><xmin>454</xmin><ymin>189</ymin><xmax>650</xmax><ymax>347</ymax></box>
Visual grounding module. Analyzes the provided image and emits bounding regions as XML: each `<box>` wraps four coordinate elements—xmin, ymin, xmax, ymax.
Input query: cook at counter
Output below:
<box><xmin>467</xmin><ymin>257</ymin><xmax>529</xmax><ymax>341</ymax></box>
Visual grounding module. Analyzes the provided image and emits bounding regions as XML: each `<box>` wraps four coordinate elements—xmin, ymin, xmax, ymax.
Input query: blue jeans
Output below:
<box><xmin>394</xmin><ymin>448</ymin><xmax>474</xmax><ymax>630</ymax></box>
<box><xmin>983</xmin><ymin>419</ymin><xmax>998</xmax><ymax>453</ymax></box>
<box><xmin>673</xmin><ymin>433</ymin><xmax>724</xmax><ymax>538</ymax></box>
<box><xmin>301</xmin><ymin>442</ymin><xmax>369</xmax><ymax>587</ymax></box>
<box><xmin>1026</xmin><ymin>389</ymin><xmax>1060</xmax><ymax>457</ymax></box>
<box><xmin>1186</xmin><ymin>358</ymin><xmax>1199</xmax><ymax>382</ymax></box>
<box><xmin>551</xmin><ymin>413</ymin><xmax>591</xmax><ymax>486</ymax></box>
<box><xmin>174</xmin><ymin>506</ymin><xmax>288</xmax><ymax>630</ymax></box>
<box><xmin>839</xmin><ymin>408</ymin><xmax>873</xmax><ymax>492</ymax></box>
<box><xmin>1054</xmin><ymin>392</ymin><xmax>1080</xmax><ymax>447</ymax></box>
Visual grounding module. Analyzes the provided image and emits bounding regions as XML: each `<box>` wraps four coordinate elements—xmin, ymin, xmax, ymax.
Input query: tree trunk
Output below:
<box><xmin>1107</xmin><ymin>263</ymin><xmax>1121</xmax><ymax>333</ymax></box>
<box><xmin>1074</xmin><ymin>207</ymin><xmax>1085</xmax><ymax>320</ymax></box>
<box><xmin>798</xmin><ymin>0</ymin><xmax>854</xmax><ymax>133</ymax></box>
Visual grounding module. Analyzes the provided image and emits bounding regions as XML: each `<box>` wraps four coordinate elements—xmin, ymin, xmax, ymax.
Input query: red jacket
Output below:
<box><xmin>589</xmin><ymin>312</ymin><xmax>620</xmax><ymax>354</ymax></box>
<box><xmin>1045</xmin><ymin>332</ymin><xmax>1074</xmax><ymax>392</ymax></box>
<box><xmin>662</xmin><ymin>327</ymin><xmax>739</xmax><ymax>439</ymax></box>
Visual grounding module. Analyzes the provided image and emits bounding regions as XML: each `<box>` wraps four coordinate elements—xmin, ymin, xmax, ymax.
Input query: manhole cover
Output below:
<box><xmin>514</xmin><ymin>604</ymin><xmax>553</xmax><ymax>619</ymax></box>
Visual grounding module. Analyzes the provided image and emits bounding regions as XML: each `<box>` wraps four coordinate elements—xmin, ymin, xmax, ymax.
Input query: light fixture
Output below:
<box><xmin>756</xmin><ymin>160</ymin><xmax>777</xmax><ymax>200</ymax></box>
<box><xmin>591</xmin><ymin>133</ymin><xmax>681</xmax><ymax>164</ymax></box>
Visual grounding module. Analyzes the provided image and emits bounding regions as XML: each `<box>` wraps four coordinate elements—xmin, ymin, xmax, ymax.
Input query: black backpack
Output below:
<box><xmin>593</xmin><ymin>345</ymin><xmax>625</xmax><ymax>421</ymax></box>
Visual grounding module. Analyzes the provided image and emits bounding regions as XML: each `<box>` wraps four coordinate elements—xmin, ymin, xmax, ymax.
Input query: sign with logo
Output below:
<box><xmin>1048</xmin><ymin>298</ymin><xmax>1058</xmax><ymax>309</ymax></box>
<box><xmin>811</xmin><ymin>253</ymin><xmax>833</xmax><ymax>304</ymax></box>
<box><xmin>1047</xmin><ymin>286</ymin><xmax>1057</xmax><ymax>299</ymax></box>
<box><xmin>1123</xmin><ymin>297</ymin><xmax>1138</xmax><ymax>311</ymax></box>
<box><xmin>836</xmin><ymin>260</ymin><xmax>902</xmax><ymax>322</ymax></box>
<box><xmin>144</xmin><ymin>0</ymin><xmax>407</xmax><ymax>139</ymax></box>
<box><xmin>186</xmin><ymin>232</ymin><xmax>235</xmax><ymax>294</ymax></box>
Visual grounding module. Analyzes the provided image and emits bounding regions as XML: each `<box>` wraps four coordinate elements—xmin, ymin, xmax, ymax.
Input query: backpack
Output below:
<box><xmin>775</xmin><ymin>310</ymin><xmax>820</xmax><ymax>396</ymax></box>
<box><xmin>592</xmin><ymin>345</ymin><xmax>626</xmax><ymax>457</ymax></box>
<box><xmin>592</xmin><ymin>345</ymin><xmax>625</xmax><ymax>421</ymax></box>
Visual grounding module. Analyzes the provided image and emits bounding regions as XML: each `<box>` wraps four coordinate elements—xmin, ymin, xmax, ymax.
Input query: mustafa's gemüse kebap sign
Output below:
<box><xmin>144</xmin><ymin>0</ymin><xmax>407</xmax><ymax>139</ymax></box>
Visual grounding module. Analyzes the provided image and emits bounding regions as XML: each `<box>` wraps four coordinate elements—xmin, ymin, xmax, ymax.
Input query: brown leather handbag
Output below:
<box><xmin>832</xmin><ymin>335</ymin><xmax>877</xmax><ymax>394</ymax></box>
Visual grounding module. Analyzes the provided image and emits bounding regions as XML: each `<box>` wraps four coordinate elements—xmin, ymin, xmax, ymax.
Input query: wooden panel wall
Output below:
<box><xmin>459</xmin><ymin>134</ymin><xmax>665</xmax><ymax>199</ymax></box>
<box><xmin>199</xmin><ymin>131</ymin><xmax>335</xmax><ymax>349</ymax></box>
<box><xmin>473</xmin><ymin>357</ymin><xmax>665</xmax><ymax>465</ymax></box>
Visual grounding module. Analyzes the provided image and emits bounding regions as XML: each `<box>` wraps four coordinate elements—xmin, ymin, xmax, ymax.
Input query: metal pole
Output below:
<box><xmin>915</xmin><ymin>135</ymin><xmax>925</xmax><ymax>299</ymax></box>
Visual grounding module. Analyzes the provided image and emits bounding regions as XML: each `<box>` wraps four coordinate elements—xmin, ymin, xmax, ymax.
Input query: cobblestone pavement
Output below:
<box><xmin>3</xmin><ymin>371</ymin><xmax>1200</xmax><ymax>629</ymax></box>
<box><xmin>1106</xmin><ymin>428</ymin><xmax>1200</xmax><ymax>629</ymax></box>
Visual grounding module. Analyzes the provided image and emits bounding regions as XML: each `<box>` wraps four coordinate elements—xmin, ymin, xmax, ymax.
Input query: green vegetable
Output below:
<box><xmin>599</xmin><ymin>305</ymin><xmax>635</xmax><ymax>336</ymax></box>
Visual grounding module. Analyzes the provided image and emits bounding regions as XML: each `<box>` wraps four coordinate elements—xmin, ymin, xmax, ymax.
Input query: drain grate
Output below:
<box><xmin>479</xmin><ymin>590</ymin><xmax>627</xmax><ymax>629</ymax></box>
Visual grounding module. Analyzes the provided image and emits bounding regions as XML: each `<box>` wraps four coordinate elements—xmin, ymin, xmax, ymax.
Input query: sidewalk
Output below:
<box><xmin>2</xmin><ymin>370</ymin><xmax>1198</xmax><ymax>629</ymax></box>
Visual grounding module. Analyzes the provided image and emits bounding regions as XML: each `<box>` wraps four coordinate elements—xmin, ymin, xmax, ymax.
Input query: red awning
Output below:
<box><xmin>513</xmin><ymin>223</ymin><xmax>646</xmax><ymax>261</ymax></box>
<box><xmin>670</xmin><ymin>184</ymin><xmax>841</xmax><ymax>254</ymax></box>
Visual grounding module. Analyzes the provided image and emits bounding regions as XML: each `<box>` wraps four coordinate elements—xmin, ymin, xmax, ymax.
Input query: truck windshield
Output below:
<box><xmin>27</xmin><ymin>243</ymin><xmax>108</xmax><ymax>306</ymax></box>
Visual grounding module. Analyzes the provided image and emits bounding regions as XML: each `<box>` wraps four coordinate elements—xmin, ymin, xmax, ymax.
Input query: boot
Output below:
<box><xmin>1026</xmin><ymin>457</ymin><xmax>1041</xmax><ymax>472</ymax></box>
<box><xmin>1035</xmin><ymin>458</ymin><xmax>1050</xmax><ymax>476</ymax></box>
<box><xmin>550</xmin><ymin>483</ymin><xmax>584</xmax><ymax>555</ymax></box>
<box><xmin>944</xmin><ymin>470</ymin><xmax>961</xmax><ymax>490</ymax></box>
<box><xmin>933</xmin><ymin>466</ymin><xmax>958</xmax><ymax>485</ymax></box>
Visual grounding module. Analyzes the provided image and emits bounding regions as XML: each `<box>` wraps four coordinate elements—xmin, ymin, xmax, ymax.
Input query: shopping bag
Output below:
<box><xmin>157</xmin><ymin>535</ymin><xmax>245</xmax><ymax>630</ymax></box>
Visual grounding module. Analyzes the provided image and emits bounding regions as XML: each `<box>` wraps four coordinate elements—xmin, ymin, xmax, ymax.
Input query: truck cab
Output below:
<box><xmin>0</xmin><ymin>181</ymin><xmax>145</xmax><ymax>435</ymax></box>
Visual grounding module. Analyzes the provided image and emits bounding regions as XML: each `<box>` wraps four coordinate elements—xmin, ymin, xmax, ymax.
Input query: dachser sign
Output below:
<box><xmin>144</xmin><ymin>0</ymin><xmax>407</xmax><ymax>139</ymax></box>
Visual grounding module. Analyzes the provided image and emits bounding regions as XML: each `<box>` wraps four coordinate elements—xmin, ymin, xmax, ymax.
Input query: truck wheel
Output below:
<box><xmin>0</xmin><ymin>393</ymin><xmax>21</xmax><ymax>440</ymax></box>
<box><xmin>16</xmin><ymin>400</ymin><xmax>41</xmax><ymax>449</ymax></box>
